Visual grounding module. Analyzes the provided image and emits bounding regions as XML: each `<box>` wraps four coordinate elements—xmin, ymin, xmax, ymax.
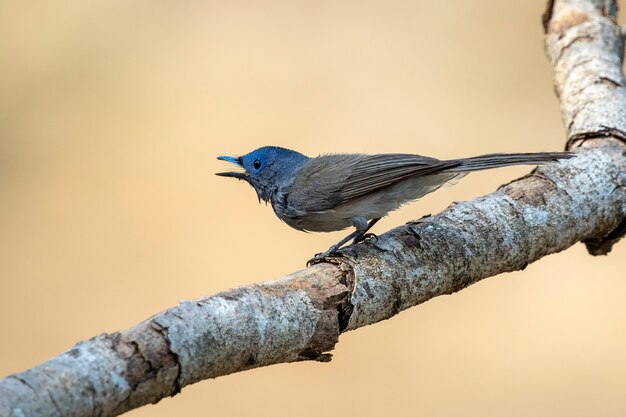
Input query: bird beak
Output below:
<box><xmin>216</xmin><ymin>171</ymin><xmax>248</xmax><ymax>180</ymax></box>
<box><xmin>216</xmin><ymin>155</ymin><xmax>249</xmax><ymax>181</ymax></box>
<box><xmin>217</xmin><ymin>155</ymin><xmax>240</xmax><ymax>164</ymax></box>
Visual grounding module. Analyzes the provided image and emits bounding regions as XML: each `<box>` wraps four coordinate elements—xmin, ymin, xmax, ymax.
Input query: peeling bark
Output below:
<box><xmin>0</xmin><ymin>1</ymin><xmax>625</xmax><ymax>416</ymax></box>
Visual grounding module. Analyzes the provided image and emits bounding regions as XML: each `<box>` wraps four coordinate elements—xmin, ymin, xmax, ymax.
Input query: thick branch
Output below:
<box><xmin>545</xmin><ymin>0</ymin><xmax>626</xmax><ymax>146</ymax></box>
<box><xmin>1</xmin><ymin>1</ymin><xmax>625</xmax><ymax>416</ymax></box>
<box><xmin>545</xmin><ymin>0</ymin><xmax>626</xmax><ymax>251</ymax></box>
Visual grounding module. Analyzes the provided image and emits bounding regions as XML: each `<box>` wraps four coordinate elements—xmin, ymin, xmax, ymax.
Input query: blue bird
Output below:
<box><xmin>217</xmin><ymin>146</ymin><xmax>574</xmax><ymax>265</ymax></box>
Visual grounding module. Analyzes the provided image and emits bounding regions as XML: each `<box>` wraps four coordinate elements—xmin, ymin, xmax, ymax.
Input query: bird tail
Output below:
<box><xmin>449</xmin><ymin>151</ymin><xmax>575</xmax><ymax>172</ymax></box>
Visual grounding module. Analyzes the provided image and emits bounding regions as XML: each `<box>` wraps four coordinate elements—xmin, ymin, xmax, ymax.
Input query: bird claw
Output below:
<box><xmin>306</xmin><ymin>250</ymin><xmax>343</xmax><ymax>267</ymax></box>
<box><xmin>306</xmin><ymin>252</ymin><xmax>329</xmax><ymax>267</ymax></box>
<box><xmin>307</xmin><ymin>232</ymin><xmax>379</xmax><ymax>266</ymax></box>
<box><xmin>355</xmin><ymin>233</ymin><xmax>378</xmax><ymax>243</ymax></box>
<box><xmin>306</xmin><ymin>255</ymin><xmax>324</xmax><ymax>267</ymax></box>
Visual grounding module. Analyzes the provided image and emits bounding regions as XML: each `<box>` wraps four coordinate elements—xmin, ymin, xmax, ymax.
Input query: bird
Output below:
<box><xmin>216</xmin><ymin>146</ymin><xmax>574</xmax><ymax>265</ymax></box>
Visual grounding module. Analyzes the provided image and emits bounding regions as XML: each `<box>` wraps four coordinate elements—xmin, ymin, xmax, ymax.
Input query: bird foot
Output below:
<box><xmin>306</xmin><ymin>248</ymin><xmax>340</xmax><ymax>267</ymax></box>
<box><xmin>355</xmin><ymin>233</ymin><xmax>378</xmax><ymax>243</ymax></box>
<box><xmin>306</xmin><ymin>251</ymin><xmax>338</xmax><ymax>267</ymax></box>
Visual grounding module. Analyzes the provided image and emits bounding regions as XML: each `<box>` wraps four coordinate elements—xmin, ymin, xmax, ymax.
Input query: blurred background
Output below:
<box><xmin>1</xmin><ymin>1</ymin><xmax>625</xmax><ymax>416</ymax></box>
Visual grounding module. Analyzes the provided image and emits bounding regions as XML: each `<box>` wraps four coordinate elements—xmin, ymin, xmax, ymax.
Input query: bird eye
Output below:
<box><xmin>253</xmin><ymin>159</ymin><xmax>261</xmax><ymax>169</ymax></box>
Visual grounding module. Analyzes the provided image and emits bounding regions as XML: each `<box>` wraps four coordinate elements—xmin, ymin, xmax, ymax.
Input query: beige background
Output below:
<box><xmin>1</xmin><ymin>1</ymin><xmax>626</xmax><ymax>416</ymax></box>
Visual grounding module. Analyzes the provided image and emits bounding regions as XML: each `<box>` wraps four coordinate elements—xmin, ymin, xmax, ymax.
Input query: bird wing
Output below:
<box><xmin>287</xmin><ymin>153</ymin><xmax>460</xmax><ymax>212</ymax></box>
<box><xmin>339</xmin><ymin>153</ymin><xmax>460</xmax><ymax>200</ymax></box>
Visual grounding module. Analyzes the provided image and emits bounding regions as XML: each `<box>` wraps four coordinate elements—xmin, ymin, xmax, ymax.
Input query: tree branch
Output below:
<box><xmin>1</xmin><ymin>1</ymin><xmax>625</xmax><ymax>416</ymax></box>
<box><xmin>545</xmin><ymin>0</ymin><xmax>626</xmax><ymax>251</ymax></box>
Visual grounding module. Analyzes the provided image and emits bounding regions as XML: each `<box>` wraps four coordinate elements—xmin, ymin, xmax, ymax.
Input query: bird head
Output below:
<box><xmin>217</xmin><ymin>146</ymin><xmax>309</xmax><ymax>202</ymax></box>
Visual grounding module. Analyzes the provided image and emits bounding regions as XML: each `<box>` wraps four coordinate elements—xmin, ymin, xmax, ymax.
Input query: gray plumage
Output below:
<box><xmin>217</xmin><ymin>147</ymin><xmax>574</xmax><ymax>263</ymax></box>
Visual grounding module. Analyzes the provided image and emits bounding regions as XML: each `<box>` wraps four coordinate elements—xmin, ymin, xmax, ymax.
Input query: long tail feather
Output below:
<box><xmin>449</xmin><ymin>152</ymin><xmax>574</xmax><ymax>172</ymax></box>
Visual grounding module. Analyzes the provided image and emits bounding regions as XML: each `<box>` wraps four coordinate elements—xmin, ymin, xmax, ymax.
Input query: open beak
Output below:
<box><xmin>216</xmin><ymin>155</ymin><xmax>249</xmax><ymax>181</ymax></box>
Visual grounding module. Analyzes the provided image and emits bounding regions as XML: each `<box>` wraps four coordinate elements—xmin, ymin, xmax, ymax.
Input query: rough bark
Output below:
<box><xmin>544</xmin><ymin>0</ymin><xmax>626</xmax><ymax>147</ymax></box>
<box><xmin>544</xmin><ymin>0</ymin><xmax>626</xmax><ymax>252</ymax></box>
<box><xmin>1</xmin><ymin>0</ymin><xmax>625</xmax><ymax>416</ymax></box>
